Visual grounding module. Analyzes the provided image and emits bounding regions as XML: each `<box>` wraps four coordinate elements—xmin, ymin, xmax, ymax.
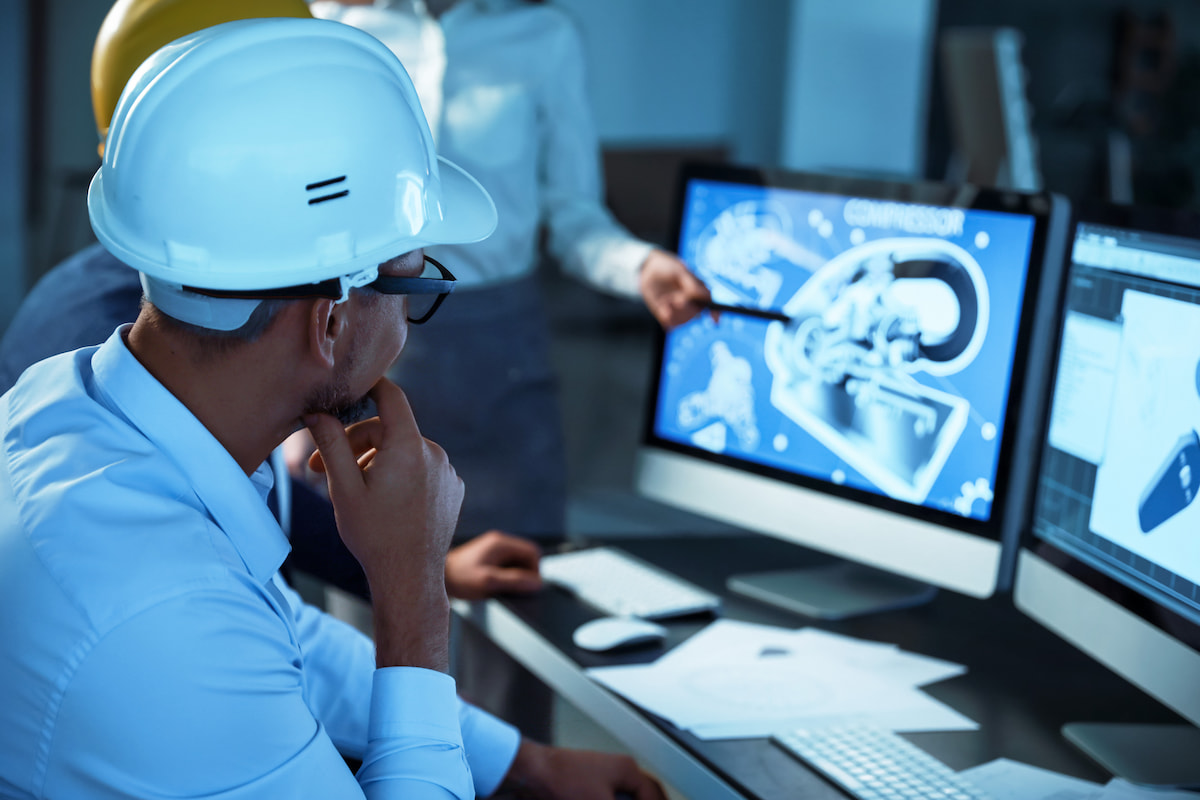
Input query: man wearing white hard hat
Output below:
<box><xmin>0</xmin><ymin>17</ymin><xmax>665</xmax><ymax>800</ymax></box>
<box><xmin>0</xmin><ymin>0</ymin><xmax>551</xmax><ymax>608</ymax></box>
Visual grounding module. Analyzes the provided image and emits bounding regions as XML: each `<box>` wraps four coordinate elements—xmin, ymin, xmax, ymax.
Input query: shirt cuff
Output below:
<box><xmin>459</xmin><ymin>699</ymin><xmax>522</xmax><ymax>797</ymax></box>
<box><xmin>370</xmin><ymin>667</ymin><xmax>463</xmax><ymax>746</ymax></box>
<box><xmin>595</xmin><ymin>238</ymin><xmax>656</xmax><ymax>299</ymax></box>
<box><xmin>566</xmin><ymin>234</ymin><xmax>655</xmax><ymax>300</ymax></box>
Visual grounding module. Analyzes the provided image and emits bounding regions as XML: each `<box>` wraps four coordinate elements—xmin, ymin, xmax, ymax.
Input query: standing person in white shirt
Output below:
<box><xmin>0</xmin><ymin>16</ymin><xmax>666</xmax><ymax>800</ymax></box>
<box><xmin>305</xmin><ymin>0</ymin><xmax>711</xmax><ymax>542</ymax></box>
<box><xmin>303</xmin><ymin>0</ymin><xmax>712</xmax><ymax>746</ymax></box>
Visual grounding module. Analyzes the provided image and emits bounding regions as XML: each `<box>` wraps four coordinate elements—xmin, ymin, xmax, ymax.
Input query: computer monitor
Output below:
<box><xmin>1015</xmin><ymin>200</ymin><xmax>1200</xmax><ymax>788</ymax></box>
<box><xmin>636</xmin><ymin>163</ymin><xmax>1069</xmax><ymax>619</ymax></box>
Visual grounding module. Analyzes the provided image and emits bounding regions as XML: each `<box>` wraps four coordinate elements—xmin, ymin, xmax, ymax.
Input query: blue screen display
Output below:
<box><xmin>653</xmin><ymin>179</ymin><xmax>1037</xmax><ymax>521</ymax></box>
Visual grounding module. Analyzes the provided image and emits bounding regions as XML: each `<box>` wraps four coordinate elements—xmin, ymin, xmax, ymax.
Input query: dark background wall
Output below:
<box><xmin>926</xmin><ymin>0</ymin><xmax>1200</xmax><ymax>208</ymax></box>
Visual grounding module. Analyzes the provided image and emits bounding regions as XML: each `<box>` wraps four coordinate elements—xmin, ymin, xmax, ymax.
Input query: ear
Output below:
<box><xmin>306</xmin><ymin>298</ymin><xmax>345</xmax><ymax>370</ymax></box>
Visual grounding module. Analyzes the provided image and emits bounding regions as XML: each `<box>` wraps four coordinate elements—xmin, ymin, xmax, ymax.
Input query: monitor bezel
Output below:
<box><xmin>1016</xmin><ymin>544</ymin><xmax>1200</xmax><ymax>732</ymax></box>
<box><xmin>639</xmin><ymin>162</ymin><xmax>1064</xmax><ymax>578</ymax></box>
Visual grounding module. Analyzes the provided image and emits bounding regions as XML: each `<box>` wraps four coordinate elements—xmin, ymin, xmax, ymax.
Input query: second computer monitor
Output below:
<box><xmin>1015</xmin><ymin>201</ymin><xmax>1200</xmax><ymax>786</ymax></box>
<box><xmin>636</xmin><ymin>163</ymin><xmax>1068</xmax><ymax>610</ymax></box>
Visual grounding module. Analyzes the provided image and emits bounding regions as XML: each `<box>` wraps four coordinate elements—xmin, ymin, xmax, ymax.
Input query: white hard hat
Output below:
<box><xmin>87</xmin><ymin>17</ymin><xmax>496</xmax><ymax>328</ymax></box>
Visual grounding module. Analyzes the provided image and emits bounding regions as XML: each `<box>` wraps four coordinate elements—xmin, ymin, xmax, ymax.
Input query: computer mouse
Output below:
<box><xmin>572</xmin><ymin>616</ymin><xmax>668</xmax><ymax>652</ymax></box>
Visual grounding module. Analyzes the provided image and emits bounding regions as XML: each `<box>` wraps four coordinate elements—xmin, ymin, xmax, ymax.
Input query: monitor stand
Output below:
<box><xmin>726</xmin><ymin>562</ymin><xmax>938</xmax><ymax>620</ymax></box>
<box><xmin>1063</xmin><ymin>722</ymin><xmax>1200</xmax><ymax>789</ymax></box>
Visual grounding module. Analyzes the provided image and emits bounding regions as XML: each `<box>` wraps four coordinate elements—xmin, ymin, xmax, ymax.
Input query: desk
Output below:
<box><xmin>453</xmin><ymin>534</ymin><xmax>1187</xmax><ymax>799</ymax></box>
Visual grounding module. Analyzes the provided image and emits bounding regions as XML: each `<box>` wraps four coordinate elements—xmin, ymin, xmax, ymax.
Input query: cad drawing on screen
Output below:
<box><xmin>762</xmin><ymin>237</ymin><xmax>990</xmax><ymax>504</ymax></box>
<box><xmin>693</xmin><ymin>199</ymin><xmax>826</xmax><ymax>308</ymax></box>
<box><xmin>676</xmin><ymin>185</ymin><xmax>993</xmax><ymax>510</ymax></box>
<box><xmin>1139</xmin><ymin>430</ymin><xmax>1200</xmax><ymax>534</ymax></box>
<box><xmin>677</xmin><ymin>342</ymin><xmax>761</xmax><ymax>453</ymax></box>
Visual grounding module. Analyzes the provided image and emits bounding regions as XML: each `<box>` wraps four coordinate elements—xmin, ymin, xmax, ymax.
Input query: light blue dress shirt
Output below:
<box><xmin>0</xmin><ymin>327</ymin><xmax>520</xmax><ymax>799</ymax></box>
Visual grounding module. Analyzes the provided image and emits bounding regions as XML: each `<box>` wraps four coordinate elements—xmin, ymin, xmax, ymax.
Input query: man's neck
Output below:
<box><xmin>125</xmin><ymin>316</ymin><xmax>302</xmax><ymax>476</ymax></box>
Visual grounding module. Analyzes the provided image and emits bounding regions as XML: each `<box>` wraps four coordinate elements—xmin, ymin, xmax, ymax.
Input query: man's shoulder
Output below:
<box><xmin>0</xmin><ymin>376</ymin><xmax>263</xmax><ymax>784</ymax></box>
<box><xmin>3</xmin><ymin>349</ymin><xmax>153</xmax><ymax>509</ymax></box>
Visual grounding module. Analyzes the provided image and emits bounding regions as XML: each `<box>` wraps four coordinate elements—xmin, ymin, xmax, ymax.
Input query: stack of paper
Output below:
<box><xmin>961</xmin><ymin>759</ymin><xmax>1200</xmax><ymax>800</ymax></box>
<box><xmin>586</xmin><ymin>619</ymin><xmax>975</xmax><ymax>740</ymax></box>
<box><xmin>960</xmin><ymin>759</ymin><xmax>1104</xmax><ymax>799</ymax></box>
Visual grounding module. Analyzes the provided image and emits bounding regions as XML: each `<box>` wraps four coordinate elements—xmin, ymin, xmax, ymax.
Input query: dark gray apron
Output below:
<box><xmin>388</xmin><ymin>274</ymin><xmax>569</xmax><ymax>542</ymax></box>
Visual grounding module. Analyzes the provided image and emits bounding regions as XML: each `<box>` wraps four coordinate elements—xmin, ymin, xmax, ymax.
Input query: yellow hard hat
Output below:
<box><xmin>91</xmin><ymin>0</ymin><xmax>312</xmax><ymax>156</ymax></box>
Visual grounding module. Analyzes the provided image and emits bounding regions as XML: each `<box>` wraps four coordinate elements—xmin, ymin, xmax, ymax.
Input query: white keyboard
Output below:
<box><xmin>539</xmin><ymin>547</ymin><xmax>721</xmax><ymax>620</ymax></box>
<box><xmin>773</xmin><ymin>725</ymin><xmax>994</xmax><ymax>800</ymax></box>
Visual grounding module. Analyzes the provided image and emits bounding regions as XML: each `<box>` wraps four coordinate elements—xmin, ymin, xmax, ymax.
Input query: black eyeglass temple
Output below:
<box><xmin>183</xmin><ymin>255</ymin><xmax>456</xmax><ymax>302</ymax></box>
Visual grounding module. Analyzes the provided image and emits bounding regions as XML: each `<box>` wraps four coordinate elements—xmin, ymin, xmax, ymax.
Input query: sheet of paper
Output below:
<box><xmin>688</xmin><ymin>690</ymin><xmax>978</xmax><ymax>740</ymax></box>
<box><xmin>785</xmin><ymin>628</ymin><xmax>966</xmax><ymax>686</ymax></box>
<box><xmin>653</xmin><ymin>620</ymin><xmax>893</xmax><ymax>672</ymax></box>
<box><xmin>657</xmin><ymin>621</ymin><xmax>964</xmax><ymax>684</ymax></box>
<box><xmin>588</xmin><ymin>618</ymin><xmax>973</xmax><ymax>738</ymax></box>
<box><xmin>866</xmin><ymin>648</ymin><xmax>967</xmax><ymax>687</ymax></box>
<box><xmin>1099</xmin><ymin>779</ymin><xmax>1200</xmax><ymax>800</ymax></box>
<box><xmin>588</xmin><ymin>649</ymin><xmax>910</xmax><ymax>730</ymax></box>
<box><xmin>958</xmin><ymin>758</ymin><xmax>1103</xmax><ymax>800</ymax></box>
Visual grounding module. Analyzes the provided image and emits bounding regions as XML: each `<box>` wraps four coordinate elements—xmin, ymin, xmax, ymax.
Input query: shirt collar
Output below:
<box><xmin>90</xmin><ymin>326</ymin><xmax>289</xmax><ymax>583</ymax></box>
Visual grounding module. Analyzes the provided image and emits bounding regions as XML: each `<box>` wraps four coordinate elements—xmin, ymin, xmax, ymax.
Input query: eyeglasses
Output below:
<box><xmin>367</xmin><ymin>255</ymin><xmax>456</xmax><ymax>324</ymax></box>
<box><xmin>182</xmin><ymin>255</ymin><xmax>456</xmax><ymax>325</ymax></box>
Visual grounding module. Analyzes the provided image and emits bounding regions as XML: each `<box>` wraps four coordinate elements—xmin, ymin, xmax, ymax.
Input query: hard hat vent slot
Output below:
<box><xmin>306</xmin><ymin>176</ymin><xmax>349</xmax><ymax>205</ymax></box>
